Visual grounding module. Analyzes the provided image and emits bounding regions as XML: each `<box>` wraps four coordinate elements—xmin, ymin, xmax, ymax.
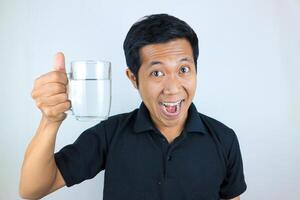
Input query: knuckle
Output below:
<box><xmin>31</xmin><ymin>89</ymin><xmax>40</xmax><ymax>99</ymax></box>
<box><xmin>31</xmin><ymin>90</ymin><xmax>36</xmax><ymax>99</ymax></box>
<box><xmin>36</xmin><ymin>100</ymin><xmax>43</xmax><ymax>108</ymax></box>
<box><xmin>63</xmin><ymin>101</ymin><xmax>71</xmax><ymax>110</ymax></box>
<box><xmin>64</xmin><ymin>101</ymin><xmax>71</xmax><ymax>109</ymax></box>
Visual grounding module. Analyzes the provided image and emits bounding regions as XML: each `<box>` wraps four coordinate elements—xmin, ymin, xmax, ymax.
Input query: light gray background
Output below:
<box><xmin>0</xmin><ymin>0</ymin><xmax>299</xmax><ymax>199</ymax></box>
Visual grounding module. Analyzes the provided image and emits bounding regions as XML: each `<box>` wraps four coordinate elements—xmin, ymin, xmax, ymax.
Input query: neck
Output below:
<box><xmin>159</xmin><ymin>125</ymin><xmax>184</xmax><ymax>137</ymax></box>
<box><xmin>153</xmin><ymin>114</ymin><xmax>188</xmax><ymax>142</ymax></box>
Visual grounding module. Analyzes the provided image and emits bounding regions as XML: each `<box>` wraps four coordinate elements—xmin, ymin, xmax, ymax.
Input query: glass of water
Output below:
<box><xmin>68</xmin><ymin>60</ymin><xmax>111</xmax><ymax>121</ymax></box>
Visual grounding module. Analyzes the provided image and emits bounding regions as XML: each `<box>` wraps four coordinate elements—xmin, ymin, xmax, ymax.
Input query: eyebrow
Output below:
<box><xmin>147</xmin><ymin>57</ymin><xmax>194</xmax><ymax>68</ymax></box>
<box><xmin>179</xmin><ymin>57</ymin><xmax>194</xmax><ymax>63</ymax></box>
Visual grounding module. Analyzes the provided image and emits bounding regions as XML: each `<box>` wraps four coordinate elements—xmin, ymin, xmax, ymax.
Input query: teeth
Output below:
<box><xmin>162</xmin><ymin>100</ymin><xmax>182</xmax><ymax>106</ymax></box>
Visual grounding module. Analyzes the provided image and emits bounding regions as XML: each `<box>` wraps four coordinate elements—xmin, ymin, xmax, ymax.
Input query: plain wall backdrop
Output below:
<box><xmin>0</xmin><ymin>0</ymin><xmax>299</xmax><ymax>199</ymax></box>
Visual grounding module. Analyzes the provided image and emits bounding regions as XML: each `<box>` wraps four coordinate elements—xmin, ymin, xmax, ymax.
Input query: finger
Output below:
<box><xmin>34</xmin><ymin>71</ymin><xmax>68</xmax><ymax>89</ymax></box>
<box><xmin>43</xmin><ymin>101</ymin><xmax>71</xmax><ymax>118</ymax></box>
<box><xmin>32</xmin><ymin>82</ymin><xmax>67</xmax><ymax>99</ymax></box>
<box><xmin>46</xmin><ymin>112</ymin><xmax>67</xmax><ymax>122</ymax></box>
<box><xmin>53</xmin><ymin>52</ymin><xmax>66</xmax><ymax>72</ymax></box>
<box><xmin>36</xmin><ymin>93</ymin><xmax>68</xmax><ymax>107</ymax></box>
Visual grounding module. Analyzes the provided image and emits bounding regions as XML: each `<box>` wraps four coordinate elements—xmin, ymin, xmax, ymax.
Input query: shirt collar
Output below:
<box><xmin>185</xmin><ymin>103</ymin><xmax>208</xmax><ymax>134</ymax></box>
<box><xmin>133</xmin><ymin>102</ymin><xmax>208</xmax><ymax>135</ymax></box>
<box><xmin>133</xmin><ymin>102</ymin><xmax>157</xmax><ymax>133</ymax></box>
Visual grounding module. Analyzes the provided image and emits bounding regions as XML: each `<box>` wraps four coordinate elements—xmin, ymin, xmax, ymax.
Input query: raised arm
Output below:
<box><xmin>19</xmin><ymin>53</ymin><xmax>70</xmax><ymax>199</ymax></box>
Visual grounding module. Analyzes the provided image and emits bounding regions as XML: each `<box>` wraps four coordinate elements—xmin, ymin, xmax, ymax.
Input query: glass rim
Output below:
<box><xmin>71</xmin><ymin>60</ymin><xmax>111</xmax><ymax>65</ymax></box>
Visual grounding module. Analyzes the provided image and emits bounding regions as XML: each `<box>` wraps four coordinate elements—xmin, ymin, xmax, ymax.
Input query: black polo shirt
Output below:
<box><xmin>55</xmin><ymin>102</ymin><xmax>247</xmax><ymax>200</ymax></box>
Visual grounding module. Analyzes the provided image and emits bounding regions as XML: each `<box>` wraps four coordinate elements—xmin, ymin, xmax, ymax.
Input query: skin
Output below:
<box><xmin>127</xmin><ymin>38</ymin><xmax>197</xmax><ymax>143</ymax></box>
<box><xmin>127</xmin><ymin>38</ymin><xmax>240</xmax><ymax>200</ymax></box>
<box><xmin>19</xmin><ymin>53</ymin><xmax>68</xmax><ymax>199</ymax></box>
<box><xmin>20</xmin><ymin>46</ymin><xmax>241</xmax><ymax>199</ymax></box>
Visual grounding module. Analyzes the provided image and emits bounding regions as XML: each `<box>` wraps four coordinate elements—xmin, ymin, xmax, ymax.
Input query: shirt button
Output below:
<box><xmin>158</xmin><ymin>181</ymin><xmax>162</xmax><ymax>185</ymax></box>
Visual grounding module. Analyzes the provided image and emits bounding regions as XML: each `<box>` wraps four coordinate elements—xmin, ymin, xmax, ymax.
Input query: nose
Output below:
<box><xmin>163</xmin><ymin>74</ymin><xmax>181</xmax><ymax>95</ymax></box>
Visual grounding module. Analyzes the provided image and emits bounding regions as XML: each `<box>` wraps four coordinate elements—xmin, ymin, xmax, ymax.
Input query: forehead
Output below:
<box><xmin>139</xmin><ymin>38</ymin><xmax>193</xmax><ymax>64</ymax></box>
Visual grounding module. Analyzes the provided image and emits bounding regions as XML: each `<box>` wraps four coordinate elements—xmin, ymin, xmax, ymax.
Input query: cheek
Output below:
<box><xmin>183</xmin><ymin>77</ymin><xmax>197</xmax><ymax>95</ymax></box>
<box><xmin>139</xmin><ymin>81</ymin><xmax>162</xmax><ymax>99</ymax></box>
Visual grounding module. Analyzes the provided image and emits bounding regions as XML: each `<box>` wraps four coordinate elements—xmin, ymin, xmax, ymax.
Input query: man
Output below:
<box><xmin>19</xmin><ymin>14</ymin><xmax>247</xmax><ymax>200</ymax></box>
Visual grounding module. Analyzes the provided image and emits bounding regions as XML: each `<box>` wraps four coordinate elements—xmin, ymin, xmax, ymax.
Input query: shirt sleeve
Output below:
<box><xmin>219</xmin><ymin>131</ymin><xmax>247</xmax><ymax>199</ymax></box>
<box><xmin>54</xmin><ymin>121</ymin><xmax>108</xmax><ymax>187</ymax></box>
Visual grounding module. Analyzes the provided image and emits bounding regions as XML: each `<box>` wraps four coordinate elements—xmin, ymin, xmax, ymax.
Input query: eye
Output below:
<box><xmin>180</xmin><ymin>66</ymin><xmax>190</xmax><ymax>73</ymax></box>
<box><xmin>151</xmin><ymin>70</ymin><xmax>164</xmax><ymax>77</ymax></box>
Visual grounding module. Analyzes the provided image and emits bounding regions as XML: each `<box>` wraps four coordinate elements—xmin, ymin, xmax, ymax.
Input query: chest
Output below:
<box><xmin>104</xmin><ymin>132</ymin><xmax>226</xmax><ymax>199</ymax></box>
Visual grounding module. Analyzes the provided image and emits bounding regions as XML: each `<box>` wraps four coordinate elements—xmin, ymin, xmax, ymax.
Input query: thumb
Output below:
<box><xmin>53</xmin><ymin>52</ymin><xmax>66</xmax><ymax>72</ymax></box>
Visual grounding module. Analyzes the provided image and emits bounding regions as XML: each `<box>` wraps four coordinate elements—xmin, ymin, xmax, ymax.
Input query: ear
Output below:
<box><xmin>126</xmin><ymin>68</ymin><xmax>138</xmax><ymax>89</ymax></box>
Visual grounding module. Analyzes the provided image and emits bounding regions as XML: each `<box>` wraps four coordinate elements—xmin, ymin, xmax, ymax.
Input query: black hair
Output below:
<box><xmin>123</xmin><ymin>14</ymin><xmax>199</xmax><ymax>85</ymax></box>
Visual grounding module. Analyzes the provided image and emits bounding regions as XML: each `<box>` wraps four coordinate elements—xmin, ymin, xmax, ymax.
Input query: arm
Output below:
<box><xmin>219</xmin><ymin>130</ymin><xmax>247</xmax><ymax>199</ymax></box>
<box><xmin>19</xmin><ymin>118</ymin><xmax>66</xmax><ymax>199</ymax></box>
<box><xmin>19</xmin><ymin>53</ymin><xmax>70</xmax><ymax>199</ymax></box>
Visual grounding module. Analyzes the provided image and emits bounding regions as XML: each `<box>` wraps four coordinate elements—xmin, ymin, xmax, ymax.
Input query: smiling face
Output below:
<box><xmin>126</xmin><ymin>38</ymin><xmax>197</xmax><ymax>131</ymax></box>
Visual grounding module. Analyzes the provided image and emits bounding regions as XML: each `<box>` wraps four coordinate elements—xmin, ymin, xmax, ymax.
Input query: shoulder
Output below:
<box><xmin>199</xmin><ymin>113</ymin><xmax>234</xmax><ymax>133</ymax></box>
<box><xmin>199</xmin><ymin>112</ymin><xmax>238</xmax><ymax>151</ymax></box>
<box><xmin>103</xmin><ymin>108</ymin><xmax>139</xmax><ymax>129</ymax></box>
<box><xmin>89</xmin><ymin>108</ymin><xmax>139</xmax><ymax>142</ymax></box>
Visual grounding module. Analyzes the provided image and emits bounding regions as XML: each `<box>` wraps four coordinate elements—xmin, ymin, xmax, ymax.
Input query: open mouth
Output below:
<box><xmin>159</xmin><ymin>99</ymin><xmax>184</xmax><ymax>117</ymax></box>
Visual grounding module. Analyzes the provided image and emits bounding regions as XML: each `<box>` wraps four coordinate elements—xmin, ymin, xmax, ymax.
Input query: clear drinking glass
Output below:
<box><xmin>67</xmin><ymin>60</ymin><xmax>111</xmax><ymax>121</ymax></box>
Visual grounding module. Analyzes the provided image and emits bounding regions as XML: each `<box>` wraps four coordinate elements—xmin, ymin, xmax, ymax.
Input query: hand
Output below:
<box><xmin>31</xmin><ymin>52</ymin><xmax>71</xmax><ymax>123</ymax></box>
